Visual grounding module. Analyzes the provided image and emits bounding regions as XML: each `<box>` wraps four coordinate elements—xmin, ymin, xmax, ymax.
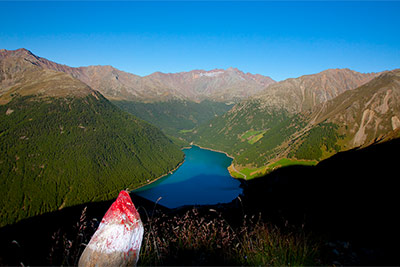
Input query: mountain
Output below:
<box><xmin>1</xmin><ymin>49</ymin><xmax>275</xmax><ymax>102</ymax></box>
<box><xmin>192</xmin><ymin>69</ymin><xmax>398</xmax><ymax>178</ymax></box>
<box><xmin>286</xmin><ymin>69</ymin><xmax>400</xmax><ymax>162</ymax></box>
<box><xmin>192</xmin><ymin>68</ymin><xmax>379</xmax><ymax>152</ymax></box>
<box><xmin>0</xmin><ymin>49</ymin><xmax>184</xmax><ymax>227</ymax></box>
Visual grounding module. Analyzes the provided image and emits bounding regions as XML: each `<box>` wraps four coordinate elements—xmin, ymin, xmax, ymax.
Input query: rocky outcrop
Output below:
<box><xmin>253</xmin><ymin>68</ymin><xmax>381</xmax><ymax>113</ymax></box>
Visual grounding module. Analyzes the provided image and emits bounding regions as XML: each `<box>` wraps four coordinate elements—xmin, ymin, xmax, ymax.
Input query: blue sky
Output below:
<box><xmin>1</xmin><ymin>1</ymin><xmax>399</xmax><ymax>81</ymax></box>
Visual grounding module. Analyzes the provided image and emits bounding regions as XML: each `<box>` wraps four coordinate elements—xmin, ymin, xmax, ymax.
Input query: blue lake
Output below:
<box><xmin>134</xmin><ymin>145</ymin><xmax>243</xmax><ymax>208</ymax></box>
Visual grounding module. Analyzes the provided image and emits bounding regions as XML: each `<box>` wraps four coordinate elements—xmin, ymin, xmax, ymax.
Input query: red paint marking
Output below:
<box><xmin>102</xmin><ymin>191</ymin><xmax>140</xmax><ymax>228</ymax></box>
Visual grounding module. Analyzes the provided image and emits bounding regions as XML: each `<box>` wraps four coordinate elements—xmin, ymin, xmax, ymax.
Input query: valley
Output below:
<box><xmin>1</xmin><ymin>1</ymin><xmax>399</xmax><ymax>265</ymax></box>
<box><xmin>2</xmin><ymin>49</ymin><xmax>399</xmax><ymax>224</ymax></box>
<box><xmin>0</xmin><ymin>48</ymin><xmax>399</xmax><ymax>265</ymax></box>
<box><xmin>112</xmin><ymin>99</ymin><xmax>233</xmax><ymax>137</ymax></box>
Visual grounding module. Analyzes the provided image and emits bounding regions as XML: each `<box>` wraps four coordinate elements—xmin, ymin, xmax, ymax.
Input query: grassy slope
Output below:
<box><xmin>192</xmin><ymin>100</ymin><xmax>312</xmax><ymax>168</ymax></box>
<box><xmin>0</xmin><ymin>94</ymin><xmax>184</xmax><ymax>227</ymax></box>
<box><xmin>195</xmin><ymin>108</ymin><xmax>342</xmax><ymax>179</ymax></box>
<box><xmin>230</xmin><ymin>158</ymin><xmax>317</xmax><ymax>180</ymax></box>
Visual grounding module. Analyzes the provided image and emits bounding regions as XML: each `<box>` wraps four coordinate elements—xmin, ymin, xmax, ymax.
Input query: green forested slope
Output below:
<box><xmin>0</xmin><ymin>94</ymin><xmax>184</xmax><ymax>227</ymax></box>
<box><xmin>291</xmin><ymin>123</ymin><xmax>342</xmax><ymax>160</ymax></box>
<box><xmin>112</xmin><ymin>99</ymin><xmax>233</xmax><ymax>136</ymax></box>
<box><xmin>192</xmin><ymin>100</ymin><xmax>303</xmax><ymax>164</ymax></box>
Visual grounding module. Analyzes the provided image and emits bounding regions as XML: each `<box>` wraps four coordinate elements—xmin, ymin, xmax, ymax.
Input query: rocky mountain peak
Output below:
<box><xmin>226</xmin><ymin>67</ymin><xmax>240</xmax><ymax>72</ymax></box>
<box><xmin>253</xmin><ymin>68</ymin><xmax>381</xmax><ymax>113</ymax></box>
<box><xmin>0</xmin><ymin>49</ymin><xmax>96</xmax><ymax>104</ymax></box>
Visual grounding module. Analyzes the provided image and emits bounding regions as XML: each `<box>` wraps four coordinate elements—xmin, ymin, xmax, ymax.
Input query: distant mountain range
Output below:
<box><xmin>0</xmin><ymin>48</ymin><xmax>274</xmax><ymax>139</ymax></box>
<box><xmin>1</xmin><ymin>48</ymin><xmax>275</xmax><ymax>102</ymax></box>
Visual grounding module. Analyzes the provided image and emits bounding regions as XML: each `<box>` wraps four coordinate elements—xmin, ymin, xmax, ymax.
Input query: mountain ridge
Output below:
<box><xmin>1</xmin><ymin>48</ymin><xmax>275</xmax><ymax>102</ymax></box>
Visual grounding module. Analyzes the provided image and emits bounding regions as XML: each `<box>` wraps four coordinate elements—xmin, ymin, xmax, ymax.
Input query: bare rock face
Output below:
<box><xmin>309</xmin><ymin>69</ymin><xmax>400</xmax><ymax>148</ymax></box>
<box><xmin>79</xmin><ymin>191</ymin><xmax>144</xmax><ymax>267</ymax></box>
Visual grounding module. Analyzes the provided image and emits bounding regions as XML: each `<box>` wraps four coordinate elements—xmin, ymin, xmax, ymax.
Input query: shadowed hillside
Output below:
<box><xmin>240</xmin><ymin>137</ymin><xmax>400</xmax><ymax>265</ymax></box>
<box><xmin>113</xmin><ymin>99</ymin><xmax>233</xmax><ymax>137</ymax></box>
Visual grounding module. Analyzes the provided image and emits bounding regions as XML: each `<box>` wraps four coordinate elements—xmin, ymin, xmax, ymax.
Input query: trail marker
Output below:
<box><xmin>79</xmin><ymin>191</ymin><xmax>144</xmax><ymax>266</ymax></box>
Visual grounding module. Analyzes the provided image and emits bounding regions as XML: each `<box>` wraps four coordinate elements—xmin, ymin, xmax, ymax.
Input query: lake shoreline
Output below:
<box><xmin>190</xmin><ymin>143</ymin><xmax>235</xmax><ymax>160</ymax></box>
<box><xmin>132</xmin><ymin>157</ymin><xmax>186</xmax><ymax>191</ymax></box>
<box><xmin>190</xmin><ymin>143</ymin><xmax>245</xmax><ymax>179</ymax></box>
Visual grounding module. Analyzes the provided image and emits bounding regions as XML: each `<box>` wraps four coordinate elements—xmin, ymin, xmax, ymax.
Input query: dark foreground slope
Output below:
<box><xmin>240</xmin><ymin>136</ymin><xmax>400</xmax><ymax>265</ymax></box>
<box><xmin>1</xmin><ymin>137</ymin><xmax>398</xmax><ymax>265</ymax></box>
<box><xmin>0</xmin><ymin>193</ymin><xmax>164</xmax><ymax>266</ymax></box>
